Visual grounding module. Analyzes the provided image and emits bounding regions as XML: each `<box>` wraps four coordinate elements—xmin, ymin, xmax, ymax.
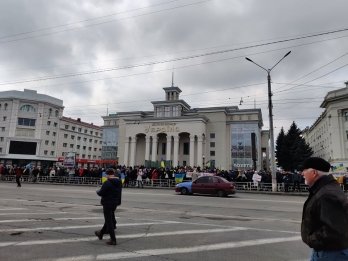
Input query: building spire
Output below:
<box><xmin>171</xmin><ymin>71</ymin><xmax>174</xmax><ymax>87</ymax></box>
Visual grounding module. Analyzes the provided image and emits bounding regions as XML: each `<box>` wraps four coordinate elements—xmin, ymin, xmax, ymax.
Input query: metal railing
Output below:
<box><xmin>3</xmin><ymin>175</ymin><xmax>347</xmax><ymax>193</ymax></box>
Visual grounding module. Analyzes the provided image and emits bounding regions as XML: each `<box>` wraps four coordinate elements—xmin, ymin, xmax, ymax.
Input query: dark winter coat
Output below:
<box><xmin>301</xmin><ymin>174</ymin><xmax>348</xmax><ymax>251</ymax></box>
<box><xmin>97</xmin><ymin>177</ymin><xmax>122</xmax><ymax>207</ymax></box>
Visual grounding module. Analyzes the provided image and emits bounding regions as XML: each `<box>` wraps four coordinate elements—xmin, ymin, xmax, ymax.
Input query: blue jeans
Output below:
<box><xmin>311</xmin><ymin>249</ymin><xmax>348</xmax><ymax>260</ymax></box>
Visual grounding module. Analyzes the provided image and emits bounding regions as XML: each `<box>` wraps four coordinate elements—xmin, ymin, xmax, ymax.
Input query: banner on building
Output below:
<box><xmin>63</xmin><ymin>152</ymin><xmax>76</xmax><ymax>168</ymax></box>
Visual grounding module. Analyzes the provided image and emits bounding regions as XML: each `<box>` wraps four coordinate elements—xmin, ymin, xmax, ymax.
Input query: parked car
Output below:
<box><xmin>175</xmin><ymin>176</ymin><xmax>236</xmax><ymax>197</ymax></box>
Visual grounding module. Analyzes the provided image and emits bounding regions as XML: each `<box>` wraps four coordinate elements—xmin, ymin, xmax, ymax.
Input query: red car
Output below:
<box><xmin>176</xmin><ymin>175</ymin><xmax>236</xmax><ymax>197</ymax></box>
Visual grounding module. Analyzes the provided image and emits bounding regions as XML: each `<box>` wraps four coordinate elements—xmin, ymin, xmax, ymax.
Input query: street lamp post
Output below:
<box><xmin>245</xmin><ymin>51</ymin><xmax>291</xmax><ymax>192</ymax></box>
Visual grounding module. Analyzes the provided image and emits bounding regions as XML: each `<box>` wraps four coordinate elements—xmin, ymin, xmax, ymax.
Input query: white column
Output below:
<box><xmin>129</xmin><ymin>136</ymin><xmax>137</xmax><ymax>167</ymax></box>
<box><xmin>144</xmin><ymin>136</ymin><xmax>151</xmax><ymax>162</ymax></box>
<box><xmin>123</xmin><ymin>138</ymin><xmax>129</xmax><ymax>166</ymax></box>
<box><xmin>166</xmin><ymin>135</ymin><xmax>172</xmax><ymax>162</ymax></box>
<box><xmin>197</xmin><ymin>135</ymin><xmax>203</xmax><ymax>168</ymax></box>
<box><xmin>151</xmin><ymin>136</ymin><xmax>158</xmax><ymax>162</ymax></box>
<box><xmin>189</xmin><ymin>135</ymin><xmax>195</xmax><ymax>167</ymax></box>
<box><xmin>173</xmin><ymin>135</ymin><xmax>179</xmax><ymax>167</ymax></box>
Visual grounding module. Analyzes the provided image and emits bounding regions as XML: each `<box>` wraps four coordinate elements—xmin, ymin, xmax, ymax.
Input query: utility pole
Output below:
<box><xmin>245</xmin><ymin>51</ymin><xmax>291</xmax><ymax>192</ymax></box>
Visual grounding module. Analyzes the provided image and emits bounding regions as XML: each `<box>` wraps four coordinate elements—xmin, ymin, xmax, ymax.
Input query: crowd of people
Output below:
<box><xmin>1</xmin><ymin>163</ymin><xmax>348</xmax><ymax>192</ymax></box>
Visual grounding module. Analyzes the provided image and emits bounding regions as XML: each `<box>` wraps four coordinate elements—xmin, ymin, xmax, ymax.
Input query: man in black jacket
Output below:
<box><xmin>301</xmin><ymin>157</ymin><xmax>348</xmax><ymax>260</ymax></box>
<box><xmin>95</xmin><ymin>168</ymin><xmax>122</xmax><ymax>245</ymax></box>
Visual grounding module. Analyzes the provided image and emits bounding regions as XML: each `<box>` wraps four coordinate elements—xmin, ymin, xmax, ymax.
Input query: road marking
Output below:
<box><xmin>126</xmin><ymin>207</ymin><xmax>301</xmax><ymax>223</ymax></box>
<box><xmin>0</xmin><ymin>227</ymin><xmax>248</xmax><ymax>247</ymax></box>
<box><xmin>0</xmin><ymin>216</ymin><xmax>103</xmax><ymax>223</ymax></box>
<box><xmin>0</xmin><ymin>212</ymin><xmax>67</xmax><ymax>216</ymax></box>
<box><xmin>0</xmin><ymin>221</ymin><xmax>179</xmax><ymax>233</ymax></box>
<box><xmin>42</xmin><ymin>236</ymin><xmax>301</xmax><ymax>261</ymax></box>
<box><xmin>0</xmin><ymin>208</ymin><xmax>27</xmax><ymax>211</ymax></box>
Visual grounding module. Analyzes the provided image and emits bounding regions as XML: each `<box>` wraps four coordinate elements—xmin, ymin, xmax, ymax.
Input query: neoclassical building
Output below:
<box><xmin>302</xmin><ymin>82</ymin><xmax>348</xmax><ymax>170</ymax></box>
<box><xmin>102</xmin><ymin>85</ymin><xmax>270</xmax><ymax>170</ymax></box>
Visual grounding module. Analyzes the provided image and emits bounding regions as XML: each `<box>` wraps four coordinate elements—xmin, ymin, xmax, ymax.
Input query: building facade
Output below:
<box><xmin>0</xmin><ymin>89</ymin><xmax>104</xmax><ymax>168</ymax></box>
<box><xmin>302</xmin><ymin>82</ymin><xmax>348</xmax><ymax>171</ymax></box>
<box><xmin>102</xmin><ymin>85</ymin><xmax>270</xmax><ymax>171</ymax></box>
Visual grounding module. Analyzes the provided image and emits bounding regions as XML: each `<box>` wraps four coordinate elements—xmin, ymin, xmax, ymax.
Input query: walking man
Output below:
<box><xmin>301</xmin><ymin>157</ymin><xmax>348</xmax><ymax>260</ymax></box>
<box><xmin>95</xmin><ymin>168</ymin><xmax>122</xmax><ymax>245</ymax></box>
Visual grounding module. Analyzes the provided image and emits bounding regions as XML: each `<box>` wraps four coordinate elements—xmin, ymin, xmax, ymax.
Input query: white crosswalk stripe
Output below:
<box><xmin>0</xmin><ymin>227</ymin><xmax>249</xmax><ymax>247</ymax></box>
<box><xmin>42</xmin><ymin>236</ymin><xmax>301</xmax><ymax>261</ymax></box>
<box><xmin>0</xmin><ymin>221</ymin><xmax>179</xmax><ymax>233</ymax></box>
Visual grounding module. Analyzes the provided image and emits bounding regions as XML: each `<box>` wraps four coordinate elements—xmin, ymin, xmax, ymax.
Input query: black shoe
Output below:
<box><xmin>106</xmin><ymin>240</ymin><xmax>116</xmax><ymax>245</ymax></box>
<box><xmin>94</xmin><ymin>230</ymin><xmax>103</xmax><ymax>240</ymax></box>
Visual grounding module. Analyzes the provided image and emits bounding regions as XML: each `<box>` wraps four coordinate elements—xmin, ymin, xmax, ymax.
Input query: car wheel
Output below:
<box><xmin>181</xmin><ymin>187</ymin><xmax>189</xmax><ymax>195</ymax></box>
<box><xmin>217</xmin><ymin>190</ymin><xmax>225</xmax><ymax>197</ymax></box>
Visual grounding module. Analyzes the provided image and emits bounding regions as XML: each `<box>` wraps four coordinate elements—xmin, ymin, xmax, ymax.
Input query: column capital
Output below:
<box><xmin>190</xmin><ymin>135</ymin><xmax>195</xmax><ymax>142</ymax></box>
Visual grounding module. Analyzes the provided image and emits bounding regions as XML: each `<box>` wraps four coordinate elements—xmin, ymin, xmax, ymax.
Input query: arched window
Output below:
<box><xmin>4</xmin><ymin>103</ymin><xmax>8</xmax><ymax>111</ymax></box>
<box><xmin>19</xmin><ymin>104</ymin><xmax>36</xmax><ymax>112</ymax></box>
<box><xmin>55</xmin><ymin>110</ymin><xmax>59</xmax><ymax>117</ymax></box>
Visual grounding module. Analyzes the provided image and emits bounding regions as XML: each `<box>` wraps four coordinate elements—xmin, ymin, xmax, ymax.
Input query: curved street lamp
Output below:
<box><xmin>245</xmin><ymin>51</ymin><xmax>291</xmax><ymax>192</ymax></box>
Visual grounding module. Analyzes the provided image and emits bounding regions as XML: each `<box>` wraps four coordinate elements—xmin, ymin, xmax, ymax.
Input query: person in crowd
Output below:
<box><xmin>15</xmin><ymin>166</ymin><xmax>23</xmax><ymax>187</ymax></box>
<box><xmin>95</xmin><ymin>168</ymin><xmax>122</xmax><ymax>245</ymax></box>
<box><xmin>292</xmin><ymin>171</ymin><xmax>301</xmax><ymax>191</ymax></box>
<box><xmin>136</xmin><ymin>168</ymin><xmax>144</xmax><ymax>188</ymax></box>
<box><xmin>301</xmin><ymin>157</ymin><xmax>348</xmax><ymax>260</ymax></box>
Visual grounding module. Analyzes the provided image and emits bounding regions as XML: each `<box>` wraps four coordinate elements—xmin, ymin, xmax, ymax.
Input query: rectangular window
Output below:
<box><xmin>18</xmin><ymin>118</ymin><xmax>36</xmax><ymax>127</ymax></box>
<box><xmin>210</xmin><ymin>150</ymin><xmax>215</xmax><ymax>156</ymax></box>
<box><xmin>72</xmin><ymin>126</ymin><xmax>76</xmax><ymax>131</ymax></box>
<box><xmin>84</xmin><ymin>129</ymin><xmax>87</xmax><ymax>133</ymax></box>
<box><xmin>94</xmin><ymin>140</ymin><xmax>97</xmax><ymax>144</ymax></box>
<box><xmin>65</xmin><ymin>125</ymin><xmax>69</xmax><ymax>129</ymax></box>
<box><xmin>64</xmin><ymin>134</ymin><xmax>68</xmax><ymax>138</ymax></box>
<box><xmin>70</xmin><ymin>144</ymin><xmax>74</xmax><ymax>148</ymax></box>
<box><xmin>82</xmin><ymin>154</ymin><xmax>86</xmax><ymax>158</ymax></box>
<box><xmin>54</xmin><ymin>122</ymin><xmax>58</xmax><ymax>127</ymax></box>
<box><xmin>52</xmin><ymin>141</ymin><xmax>55</xmax><ymax>146</ymax></box>
<box><xmin>183</xmin><ymin>142</ymin><xmax>189</xmax><ymax>155</ymax></box>
<box><xmin>345</xmin><ymin>112</ymin><xmax>348</xmax><ymax>121</ymax></box>
<box><xmin>88</xmin><ymin>147</ymin><xmax>92</xmax><ymax>151</ymax></box>
<box><xmin>0</xmin><ymin>147</ymin><xmax>2</xmax><ymax>153</ymax></box>
<box><xmin>50</xmin><ymin>151</ymin><xmax>54</xmax><ymax>156</ymax></box>
<box><xmin>94</xmin><ymin>148</ymin><xmax>97</xmax><ymax>151</ymax></box>
<box><xmin>78</xmin><ymin>128</ymin><xmax>82</xmax><ymax>132</ymax></box>
<box><xmin>44</xmin><ymin>150</ymin><xmax>48</xmax><ymax>155</ymax></box>
<box><xmin>210</xmin><ymin>133</ymin><xmax>215</xmax><ymax>139</ymax></box>
<box><xmin>45</xmin><ymin>140</ymin><xmax>49</xmax><ymax>145</ymax></box>
<box><xmin>3</xmin><ymin>116</ymin><xmax>6</xmax><ymax>121</ymax></box>
<box><xmin>83</xmin><ymin>146</ymin><xmax>86</xmax><ymax>150</ymax></box>
<box><xmin>0</xmin><ymin>137</ymin><xmax>3</xmax><ymax>142</ymax></box>
<box><xmin>210</xmin><ymin>142</ymin><xmax>215</xmax><ymax>148</ymax></box>
<box><xmin>89</xmin><ymin>139</ymin><xmax>92</xmax><ymax>142</ymax></box>
<box><xmin>63</xmin><ymin>143</ymin><xmax>67</xmax><ymax>147</ymax></box>
<box><xmin>77</xmin><ymin>136</ymin><xmax>81</xmax><ymax>140</ymax></box>
<box><xmin>47</xmin><ymin>121</ymin><xmax>51</xmax><ymax>126</ymax></box>
<box><xmin>71</xmin><ymin>135</ymin><xmax>75</xmax><ymax>140</ymax></box>
<box><xmin>83</xmin><ymin>138</ymin><xmax>87</xmax><ymax>142</ymax></box>
<box><xmin>77</xmin><ymin>145</ymin><xmax>80</xmax><ymax>149</ymax></box>
<box><xmin>53</xmin><ymin>132</ymin><xmax>56</xmax><ymax>136</ymax></box>
<box><xmin>46</xmin><ymin>130</ymin><xmax>50</xmax><ymax>135</ymax></box>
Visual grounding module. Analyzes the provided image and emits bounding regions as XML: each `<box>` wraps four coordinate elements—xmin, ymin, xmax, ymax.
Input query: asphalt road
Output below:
<box><xmin>0</xmin><ymin>182</ymin><xmax>310</xmax><ymax>261</ymax></box>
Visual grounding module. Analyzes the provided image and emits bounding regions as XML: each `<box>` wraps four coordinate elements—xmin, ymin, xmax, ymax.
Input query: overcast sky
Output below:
<box><xmin>0</xmin><ymin>0</ymin><xmax>347</xmax><ymax>138</ymax></box>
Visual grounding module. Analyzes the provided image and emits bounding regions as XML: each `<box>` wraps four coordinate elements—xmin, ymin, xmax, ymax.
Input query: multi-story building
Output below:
<box><xmin>302</xmin><ymin>82</ymin><xmax>348</xmax><ymax>171</ymax></box>
<box><xmin>102</xmin><ymin>84</ymin><xmax>270</xmax><ymax>170</ymax></box>
<box><xmin>56</xmin><ymin>117</ymin><xmax>103</xmax><ymax>167</ymax></box>
<box><xmin>0</xmin><ymin>89</ymin><xmax>104</xmax><ymax>168</ymax></box>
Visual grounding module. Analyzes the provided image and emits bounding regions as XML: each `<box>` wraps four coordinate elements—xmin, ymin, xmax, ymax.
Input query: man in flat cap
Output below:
<box><xmin>301</xmin><ymin>157</ymin><xmax>348</xmax><ymax>260</ymax></box>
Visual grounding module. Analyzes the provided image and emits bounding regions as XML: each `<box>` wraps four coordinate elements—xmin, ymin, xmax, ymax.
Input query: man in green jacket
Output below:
<box><xmin>301</xmin><ymin>157</ymin><xmax>348</xmax><ymax>260</ymax></box>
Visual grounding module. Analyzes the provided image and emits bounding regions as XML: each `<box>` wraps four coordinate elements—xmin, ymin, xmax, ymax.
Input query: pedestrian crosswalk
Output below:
<box><xmin>0</xmin><ymin>186</ymin><xmax>308</xmax><ymax>261</ymax></box>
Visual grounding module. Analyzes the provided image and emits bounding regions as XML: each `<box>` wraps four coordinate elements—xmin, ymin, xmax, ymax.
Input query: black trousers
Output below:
<box><xmin>16</xmin><ymin>176</ymin><xmax>21</xmax><ymax>187</ymax></box>
<box><xmin>100</xmin><ymin>205</ymin><xmax>117</xmax><ymax>241</ymax></box>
